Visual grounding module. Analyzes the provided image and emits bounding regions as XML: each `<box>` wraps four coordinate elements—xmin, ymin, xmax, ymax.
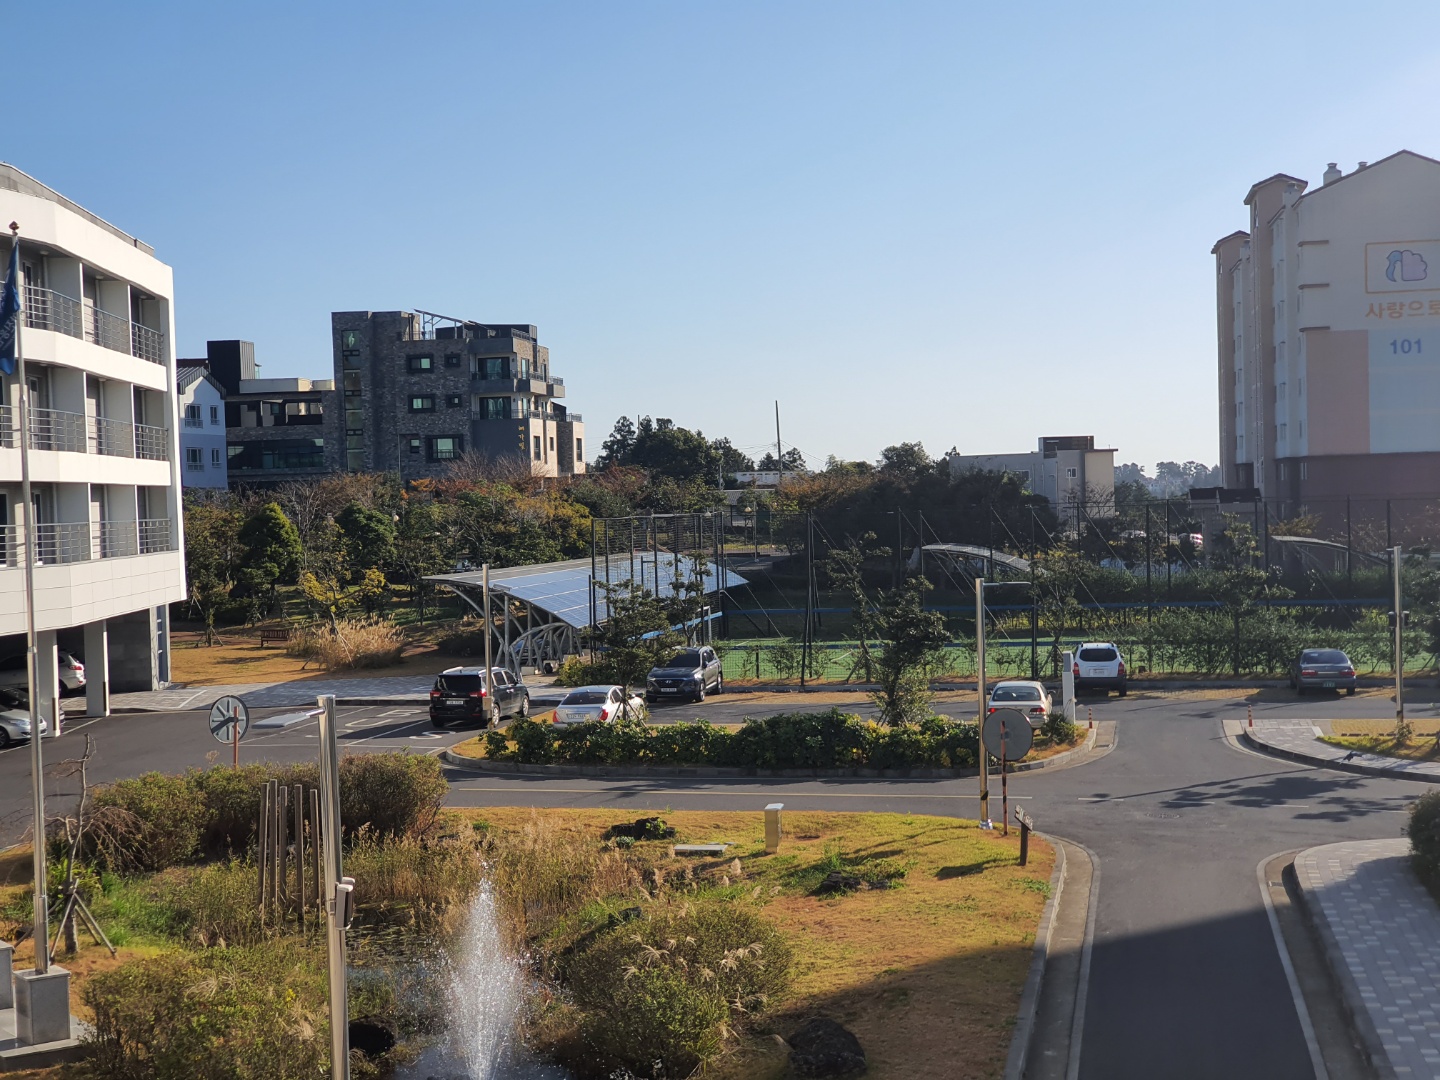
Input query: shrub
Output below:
<box><xmin>722</xmin><ymin>709</ymin><xmax>871</xmax><ymax>769</ymax></box>
<box><xmin>159</xmin><ymin>860</ymin><xmax>265</xmax><ymax>947</ymax></box>
<box><xmin>338</xmin><ymin>753</ymin><xmax>447</xmax><ymax>838</ymax></box>
<box><xmin>1409</xmin><ymin>791</ymin><xmax>1440</xmax><ymax>891</ymax></box>
<box><xmin>89</xmin><ymin>773</ymin><xmax>207</xmax><ymax>872</ymax></box>
<box><xmin>645</xmin><ymin>720</ymin><xmax>727</xmax><ymax>765</ymax></box>
<box><xmin>565</xmin><ymin>900</ymin><xmax>793</xmax><ymax>1075</ymax></box>
<box><xmin>345</xmin><ymin>831</ymin><xmax>482</xmax><ymax>916</ymax></box>
<box><xmin>552</xmin><ymin>717</ymin><xmax>651</xmax><ymax>765</ymax></box>
<box><xmin>289</xmin><ymin>616</ymin><xmax>405</xmax><ymax>671</ymax></box>
<box><xmin>554</xmin><ymin>655</ymin><xmax>620</xmax><ymax>687</ymax></box>
<box><xmin>1042</xmin><ymin>712</ymin><xmax>1080</xmax><ymax>746</ymax></box>
<box><xmin>82</xmin><ymin>943</ymin><xmax>331</xmax><ymax>1080</ymax></box>
<box><xmin>507</xmin><ymin>717</ymin><xmax>556</xmax><ymax>764</ymax></box>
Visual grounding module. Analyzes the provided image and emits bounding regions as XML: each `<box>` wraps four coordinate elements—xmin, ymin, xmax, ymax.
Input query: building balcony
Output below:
<box><xmin>23</xmin><ymin>285</ymin><xmax>166</xmax><ymax>367</ymax></box>
<box><xmin>4</xmin><ymin>407</ymin><xmax>170</xmax><ymax>461</ymax></box>
<box><xmin>0</xmin><ymin>518</ymin><xmax>174</xmax><ymax>567</ymax></box>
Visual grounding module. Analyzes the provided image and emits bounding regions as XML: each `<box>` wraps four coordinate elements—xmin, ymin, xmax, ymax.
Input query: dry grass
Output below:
<box><xmin>285</xmin><ymin>616</ymin><xmax>406</xmax><ymax>671</ymax></box>
<box><xmin>459</xmin><ymin>807</ymin><xmax>1052</xmax><ymax>1080</ymax></box>
<box><xmin>167</xmin><ymin>627</ymin><xmax>453</xmax><ymax>686</ymax></box>
<box><xmin>1329</xmin><ymin>718</ymin><xmax>1440</xmax><ymax>737</ymax></box>
<box><xmin>1322</xmin><ymin>732</ymin><xmax>1440</xmax><ymax>761</ymax></box>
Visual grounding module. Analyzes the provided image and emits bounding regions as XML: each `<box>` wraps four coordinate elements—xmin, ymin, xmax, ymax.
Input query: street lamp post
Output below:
<box><xmin>976</xmin><ymin>577</ymin><xmax>990</xmax><ymax>829</ymax></box>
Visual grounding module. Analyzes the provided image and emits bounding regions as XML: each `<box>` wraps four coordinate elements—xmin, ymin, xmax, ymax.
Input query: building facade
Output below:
<box><xmin>945</xmin><ymin>436</ymin><xmax>1116</xmax><ymax>511</ymax></box>
<box><xmin>1214</xmin><ymin>150</ymin><xmax>1440</xmax><ymax>523</ymax></box>
<box><xmin>2</xmin><ymin>163</ymin><xmax>186</xmax><ymax>709</ymax></box>
<box><xmin>328</xmin><ymin>310</ymin><xmax>584</xmax><ymax>481</ymax></box>
<box><xmin>207</xmin><ymin>340</ymin><xmax>332</xmax><ymax>487</ymax></box>
<box><xmin>176</xmin><ymin>364</ymin><xmax>227</xmax><ymax>488</ymax></box>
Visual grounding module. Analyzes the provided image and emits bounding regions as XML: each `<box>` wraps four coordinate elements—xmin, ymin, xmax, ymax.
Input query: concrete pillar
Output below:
<box><xmin>155</xmin><ymin>605</ymin><xmax>170</xmax><ymax>685</ymax></box>
<box><xmin>0</xmin><ymin>939</ymin><xmax>12</xmax><ymax>1009</ymax></box>
<box><xmin>84</xmin><ymin>620</ymin><xmax>108</xmax><ymax>718</ymax></box>
<box><xmin>13</xmin><ymin>966</ymin><xmax>71</xmax><ymax>1045</ymax></box>
<box><xmin>35</xmin><ymin>630</ymin><xmax>59</xmax><ymax>737</ymax></box>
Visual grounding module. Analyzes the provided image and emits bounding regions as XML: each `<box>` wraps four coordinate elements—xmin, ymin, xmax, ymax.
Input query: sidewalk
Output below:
<box><xmin>1294</xmin><ymin>839</ymin><xmax>1440</xmax><ymax>1078</ymax></box>
<box><xmin>1245</xmin><ymin>717</ymin><xmax>1440</xmax><ymax>782</ymax></box>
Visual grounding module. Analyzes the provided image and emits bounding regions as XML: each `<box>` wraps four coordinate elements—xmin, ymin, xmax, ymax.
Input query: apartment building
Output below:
<box><xmin>204</xmin><ymin>340</ymin><xmax>331</xmax><ymax>486</ymax></box>
<box><xmin>176</xmin><ymin>363</ymin><xmax>227</xmax><ymax>489</ymax></box>
<box><xmin>1214</xmin><ymin>150</ymin><xmax>1440</xmax><ymax>518</ymax></box>
<box><xmin>945</xmin><ymin>436</ymin><xmax>1116</xmax><ymax>512</ymax></box>
<box><xmin>1</xmin><ymin>163</ymin><xmax>185</xmax><ymax>708</ymax></box>
<box><xmin>328</xmin><ymin>310</ymin><xmax>584</xmax><ymax>481</ymax></box>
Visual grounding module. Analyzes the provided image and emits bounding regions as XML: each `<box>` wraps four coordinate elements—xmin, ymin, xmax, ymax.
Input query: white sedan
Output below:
<box><xmin>0</xmin><ymin>689</ymin><xmax>48</xmax><ymax>748</ymax></box>
<box><xmin>552</xmin><ymin>685</ymin><xmax>648</xmax><ymax>726</ymax></box>
<box><xmin>986</xmin><ymin>680</ymin><xmax>1053</xmax><ymax>729</ymax></box>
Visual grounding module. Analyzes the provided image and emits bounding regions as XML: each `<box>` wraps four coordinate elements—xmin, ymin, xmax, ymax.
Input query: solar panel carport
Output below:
<box><xmin>427</xmin><ymin>555</ymin><xmax>746</xmax><ymax>670</ymax></box>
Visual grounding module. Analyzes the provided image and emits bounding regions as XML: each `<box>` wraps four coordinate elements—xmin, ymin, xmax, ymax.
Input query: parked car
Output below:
<box><xmin>428</xmin><ymin>666</ymin><xmax>530</xmax><ymax>728</ymax></box>
<box><xmin>987</xmin><ymin>680</ymin><xmax>1053</xmax><ymax>728</ymax></box>
<box><xmin>646</xmin><ymin>646</ymin><xmax>724</xmax><ymax>703</ymax></box>
<box><xmin>1072</xmin><ymin>642</ymin><xmax>1127</xmax><ymax>696</ymax></box>
<box><xmin>554</xmin><ymin>685</ymin><xmax>647</xmax><ymax>726</ymax></box>
<box><xmin>0</xmin><ymin>651</ymin><xmax>85</xmax><ymax>693</ymax></box>
<box><xmin>1289</xmin><ymin>649</ymin><xmax>1357</xmax><ymax>695</ymax></box>
<box><xmin>0</xmin><ymin>688</ymin><xmax>47</xmax><ymax>748</ymax></box>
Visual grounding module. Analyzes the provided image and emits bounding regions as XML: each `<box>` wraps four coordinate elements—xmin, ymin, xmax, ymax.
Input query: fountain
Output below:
<box><xmin>394</xmin><ymin>880</ymin><xmax>568</xmax><ymax>1080</ymax></box>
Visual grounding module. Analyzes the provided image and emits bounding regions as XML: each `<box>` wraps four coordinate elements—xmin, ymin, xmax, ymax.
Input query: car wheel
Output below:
<box><xmin>1346</xmin><ymin>686</ymin><xmax>1356</xmax><ymax>696</ymax></box>
<box><xmin>697</xmin><ymin>682</ymin><xmax>707</xmax><ymax>703</ymax></box>
<box><xmin>430</xmin><ymin>716</ymin><xmax>448</xmax><ymax>730</ymax></box>
<box><xmin>715</xmin><ymin>674</ymin><xmax>723</xmax><ymax>695</ymax></box>
<box><xmin>1296</xmin><ymin>685</ymin><xmax>1305</xmax><ymax>696</ymax></box>
<box><xmin>516</xmin><ymin>693</ymin><xmax>530</xmax><ymax>718</ymax></box>
<box><xmin>0</xmin><ymin>728</ymin><xmax>9</xmax><ymax>749</ymax></box>
<box><xmin>1117</xmin><ymin>684</ymin><xmax>1127</xmax><ymax>697</ymax></box>
<box><xmin>488</xmin><ymin>702</ymin><xmax>501</xmax><ymax>728</ymax></box>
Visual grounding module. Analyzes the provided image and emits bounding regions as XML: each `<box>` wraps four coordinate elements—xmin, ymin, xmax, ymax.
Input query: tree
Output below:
<box><xmin>879</xmin><ymin>442</ymin><xmax>932</xmax><ymax>478</ymax></box>
<box><xmin>184</xmin><ymin>499</ymin><xmax>243</xmax><ymax>645</ymax></box>
<box><xmin>823</xmin><ymin>533</ymin><xmax>890</xmax><ymax>681</ymax></box>
<box><xmin>757</xmin><ymin>448</ymin><xmax>806</xmax><ymax>472</ymax></box>
<box><xmin>335</xmin><ymin>503</ymin><xmax>397</xmax><ymax>582</ymax></box>
<box><xmin>594</xmin><ymin>579</ymin><xmax>681</xmax><ymax>714</ymax></box>
<box><xmin>713</xmin><ymin>438</ymin><xmax>756</xmax><ymax>485</ymax></box>
<box><xmin>392</xmin><ymin>495</ymin><xmax>452</xmax><ymax>623</ymax></box>
<box><xmin>596</xmin><ymin>416</ymin><xmax>638</xmax><ymax>470</ymax></box>
<box><xmin>237</xmin><ymin>502</ymin><xmax>303</xmax><ymax>621</ymax></box>
<box><xmin>870</xmin><ymin>575</ymin><xmax>950</xmax><ymax>725</ymax></box>
<box><xmin>1210</xmin><ymin>515</ymin><xmax>1290</xmax><ymax>674</ymax></box>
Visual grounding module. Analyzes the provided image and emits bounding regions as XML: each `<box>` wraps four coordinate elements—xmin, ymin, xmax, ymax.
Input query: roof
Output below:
<box><xmin>177</xmin><ymin>365</ymin><xmax>207</xmax><ymax>391</ymax></box>
<box><xmin>427</xmin><ymin>555</ymin><xmax>748</xmax><ymax>631</ymax></box>
<box><xmin>911</xmin><ymin>543</ymin><xmax>1032</xmax><ymax>574</ymax></box>
<box><xmin>1244</xmin><ymin>173</ymin><xmax>1307</xmax><ymax>206</ymax></box>
<box><xmin>1296</xmin><ymin>149</ymin><xmax>1440</xmax><ymax>202</ymax></box>
<box><xmin>0</xmin><ymin>162</ymin><xmax>154</xmax><ymax>255</ymax></box>
<box><xmin>1211</xmin><ymin>230</ymin><xmax>1250</xmax><ymax>256</ymax></box>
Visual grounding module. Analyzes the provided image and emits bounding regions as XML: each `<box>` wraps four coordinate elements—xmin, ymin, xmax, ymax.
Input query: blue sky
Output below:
<box><xmin>15</xmin><ymin>2</ymin><xmax>1440</xmax><ymax>471</ymax></box>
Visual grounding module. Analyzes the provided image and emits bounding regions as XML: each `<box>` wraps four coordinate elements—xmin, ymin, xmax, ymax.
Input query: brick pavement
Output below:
<box><xmin>1295</xmin><ymin>838</ymin><xmax>1440</xmax><ymax>1078</ymax></box>
<box><xmin>1248</xmin><ymin>718</ymin><xmax>1440</xmax><ymax>781</ymax></box>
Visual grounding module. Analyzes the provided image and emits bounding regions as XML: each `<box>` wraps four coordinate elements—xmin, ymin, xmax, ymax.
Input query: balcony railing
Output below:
<box><xmin>139</xmin><ymin>519</ymin><xmax>172</xmax><ymax>553</ymax></box>
<box><xmin>29</xmin><ymin>407</ymin><xmax>89</xmax><ymax>453</ymax></box>
<box><xmin>35</xmin><ymin>522</ymin><xmax>90</xmax><ymax>564</ymax></box>
<box><xmin>0</xmin><ymin>406</ymin><xmax>11</xmax><ymax>448</ymax></box>
<box><xmin>100</xmin><ymin>520</ymin><xmax>139</xmax><ymax>558</ymax></box>
<box><xmin>183</xmin><ymin>414</ymin><xmax>204</xmax><ymax>428</ymax></box>
<box><xmin>135</xmin><ymin>423</ymin><xmax>168</xmax><ymax>460</ymax></box>
<box><xmin>93</xmin><ymin>415</ymin><xmax>136</xmax><ymax>458</ymax></box>
<box><xmin>22</xmin><ymin>285</ymin><xmax>166</xmax><ymax>366</ymax></box>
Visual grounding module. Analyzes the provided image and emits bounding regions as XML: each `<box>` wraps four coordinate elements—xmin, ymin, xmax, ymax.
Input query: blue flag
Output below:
<box><xmin>0</xmin><ymin>242</ymin><xmax>18</xmax><ymax>376</ymax></box>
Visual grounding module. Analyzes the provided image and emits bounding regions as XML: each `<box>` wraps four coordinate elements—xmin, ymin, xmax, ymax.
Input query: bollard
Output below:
<box><xmin>1248</xmin><ymin>705</ymin><xmax>1254</xmax><ymax>728</ymax></box>
<box><xmin>1087</xmin><ymin>706</ymin><xmax>1093</xmax><ymax>727</ymax></box>
<box><xmin>764</xmin><ymin>803</ymin><xmax>784</xmax><ymax>854</ymax></box>
<box><xmin>1014</xmin><ymin>807</ymin><xmax>1033</xmax><ymax>867</ymax></box>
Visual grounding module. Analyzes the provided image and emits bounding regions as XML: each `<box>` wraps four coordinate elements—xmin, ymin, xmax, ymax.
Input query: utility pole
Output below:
<box><xmin>318</xmin><ymin>695</ymin><xmax>354</xmax><ymax>1080</ymax></box>
<box><xmin>1393</xmin><ymin>545</ymin><xmax>1406</xmax><ymax>728</ymax></box>
<box><xmin>774</xmin><ymin>401</ymin><xmax>783</xmax><ymax>482</ymax></box>
<box><xmin>976</xmin><ymin>577</ymin><xmax>991</xmax><ymax>829</ymax></box>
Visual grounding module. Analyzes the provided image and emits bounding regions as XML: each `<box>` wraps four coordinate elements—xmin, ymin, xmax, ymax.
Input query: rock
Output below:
<box><xmin>788</xmin><ymin>1017</ymin><xmax>866</xmax><ymax>1077</ymax></box>
<box><xmin>814</xmin><ymin>871</ymin><xmax>864</xmax><ymax>895</ymax></box>
<box><xmin>349</xmin><ymin>1016</ymin><xmax>397</xmax><ymax>1058</ymax></box>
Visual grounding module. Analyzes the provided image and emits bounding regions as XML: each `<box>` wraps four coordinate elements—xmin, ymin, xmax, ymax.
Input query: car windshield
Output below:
<box><xmin>563</xmin><ymin>691</ymin><xmax>610</xmax><ymax>705</ymax></box>
<box><xmin>437</xmin><ymin>674</ymin><xmax>483</xmax><ymax>693</ymax></box>
<box><xmin>1078</xmin><ymin>647</ymin><xmax>1118</xmax><ymax>662</ymax></box>
<box><xmin>665</xmin><ymin>651</ymin><xmax>704</xmax><ymax>668</ymax></box>
<box><xmin>0</xmin><ymin>688</ymin><xmax>27</xmax><ymax>710</ymax></box>
<box><xmin>1301</xmin><ymin>650</ymin><xmax>1350</xmax><ymax>665</ymax></box>
<box><xmin>993</xmin><ymin>686</ymin><xmax>1042</xmax><ymax>702</ymax></box>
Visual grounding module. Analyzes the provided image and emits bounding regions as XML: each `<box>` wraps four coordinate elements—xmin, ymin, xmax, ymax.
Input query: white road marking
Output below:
<box><xmin>446</xmin><ymin>785</ymin><xmax>1032</xmax><ymax>800</ymax></box>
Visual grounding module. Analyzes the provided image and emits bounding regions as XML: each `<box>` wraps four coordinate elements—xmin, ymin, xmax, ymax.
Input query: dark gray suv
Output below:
<box><xmin>646</xmin><ymin>646</ymin><xmax>723</xmax><ymax>703</ymax></box>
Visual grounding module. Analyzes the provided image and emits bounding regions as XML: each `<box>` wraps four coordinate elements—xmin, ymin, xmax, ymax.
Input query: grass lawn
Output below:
<box><xmin>1322</xmin><ymin>719</ymin><xmax>1440</xmax><ymax>761</ymax></box>
<box><xmin>166</xmin><ymin>626</ymin><xmax>457</xmax><ymax>686</ymax></box>
<box><xmin>466</xmin><ymin>807</ymin><xmax>1052</xmax><ymax>1080</ymax></box>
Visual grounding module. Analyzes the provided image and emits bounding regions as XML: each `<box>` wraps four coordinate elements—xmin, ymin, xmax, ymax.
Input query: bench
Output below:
<box><xmin>259</xmin><ymin>627</ymin><xmax>291</xmax><ymax>648</ymax></box>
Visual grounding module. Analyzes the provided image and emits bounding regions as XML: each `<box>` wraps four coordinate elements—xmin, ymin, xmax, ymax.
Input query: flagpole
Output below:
<box><xmin>11</xmin><ymin>222</ymin><xmax>47</xmax><ymax>975</ymax></box>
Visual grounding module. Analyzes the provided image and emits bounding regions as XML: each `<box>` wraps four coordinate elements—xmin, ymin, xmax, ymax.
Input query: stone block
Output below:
<box><xmin>13</xmin><ymin>966</ymin><xmax>71</xmax><ymax>1046</ymax></box>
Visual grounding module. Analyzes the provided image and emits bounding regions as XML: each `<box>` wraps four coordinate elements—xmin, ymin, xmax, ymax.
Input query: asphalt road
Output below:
<box><xmin>3</xmin><ymin>687</ymin><xmax>1436</xmax><ymax>1076</ymax></box>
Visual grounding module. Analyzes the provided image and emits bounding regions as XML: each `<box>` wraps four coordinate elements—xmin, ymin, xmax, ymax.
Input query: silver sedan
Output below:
<box><xmin>0</xmin><ymin>689</ymin><xmax>48</xmax><ymax>748</ymax></box>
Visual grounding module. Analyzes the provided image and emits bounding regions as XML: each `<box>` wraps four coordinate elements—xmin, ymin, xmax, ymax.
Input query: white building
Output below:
<box><xmin>1214</xmin><ymin>151</ymin><xmax>1440</xmax><ymax>524</ymax></box>
<box><xmin>945</xmin><ymin>435</ymin><xmax>1116</xmax><ymax>512</ymax></box>
<box><xmin>177</xmin><ymin>364</ymin><xmax>227</xmax><ymax>489</ymax></box>
<box><xmin>3</xmin><ymin>163</ymin><xmax>186</xmax><ymax>717</ymax></box>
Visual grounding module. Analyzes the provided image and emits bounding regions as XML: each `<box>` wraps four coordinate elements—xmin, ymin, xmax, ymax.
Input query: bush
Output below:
<box><xmin>345</xmin><ymin>831</ymin><xmax>482</xmax><ymax>916</ymax></box>
<box><xmin>554</xmin><ymin>655</ymin><xmax>620</xmax><ymax>687</ymax></box>
<box><xmin>1042</xmin><ymin>712</ymin><xmax>1080</xmax><ymax>746</ymax></box>
<box><xmin>565</xmin><ymin>900</ymin><xmax>793</xmax><ymax>1075</ymax></box>
<box><xmin>723</xmin><ymin>709</ymin><xmax>872</xmax><ymax>769</ymax></box>
<box><xmin>82</xmin><ymin>943</ymin><xmax>331</xmax><ymax>1080</ymax></box>
<box><xmin>89</xmin><ymin>773</ymin><xmax>208</xmax><ymax>872</ymax></box>
<box><xmin>1409</xmin><ymin>791</ymin><xmax>1440</xmax><ymax>890</ymax></box>
<box><xmin>338</xmin><ymin>753</ymin><xmax>447</xmax><ymax>838</ymax></box>
<box><xmin>159</xmin><ymin>860</ymin><xmax>265</xmax><ymax>947</ymax></box>
<box><xmin>288</xmin><ymin>616</ymin><xmax>405</xmax><ymax>671</ymax></box>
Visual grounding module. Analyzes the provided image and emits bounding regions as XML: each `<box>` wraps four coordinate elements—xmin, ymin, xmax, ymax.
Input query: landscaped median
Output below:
<box><xmin>446</xmin><ymin>707</ymin><xmax>1094</xmax><ymax>777</ymax></box>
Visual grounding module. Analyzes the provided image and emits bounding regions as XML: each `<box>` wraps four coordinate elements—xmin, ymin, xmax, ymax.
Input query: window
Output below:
<box><xmin>407</xmin><ymin>355</ymin><xmax>434</xmax><ymax>373</ymax></box>
<box><xmin>341</xmin><ymin>330</ymin><xmax>360</xmax><ymax>350</ymax></box>
<box><xmin>184</xmin><ymin>404</ymin><xmax>202</xmax><ymax>428</ymax></box>
<box><xmin>429</xmin><ymin>436</ymin><xmax>463</xmax><ymax>461</ymax></box>
<box><xmin>211</xmin><ymin>447</ymin><xmax>222</xmax><ymax>466</ymax></box>
<box><xmin>548</xmin><ymin>436</ymin><xmax>555</xmax><ymax>451</ymax></box>
<box><xmin>533</xmin><ymin>435</ymin><xmax>542</xmax><ymax>461</ymax></box>
<box><xmin>481</xmin><ymin>356</ymin><xmax>507</xmax><ymax>380</ymax></box>
<box><xmin>209</xmin><ymin>405</ymin><xmax>219</xmax><ymax>424</ymax></box>
<box><xmin>185</xmin><ymin>446</ymin><xmax>203</xmax><ymax>468</ymax></box>
<box><xmin>409</xmin><ymin>395</ymin><xmax>435</xmax><ymax>412</ymax></box>
<box><xmin>446</xmin><ymin>394</ymin><xmax>463</xmax><ymax>408</ymax></box>
<box><xmin>409</xmin><ymin>438</ymin><xmax>422</xmax><ymax>455</ymax></box>
<box><xmin>227</xmin><ymin>438</ymin><xmax>326</xmax><ymax>472</ymax></box>
<box><xmin>1066</xmin><ymin>467</ymin><xmax>1078</xmax><ymax>479</ymax></box>
<box><xmin>1278</xmin><ymin>423</ymin><xmax>1287</xmax><ymax>442</ymax></box>
<box><xmin>1019</xmin><ymin>469</ymin><xmax>1031</xmax><ymax>482</ymax></box>
<box><xmin>479</xmin><ymin>397</ymin><xmax>508</xmax><ymax>420</ymax></box>
<box><xmin>1299</xmin><ymin>461</ymin><xmax>1308</xmax><ymax>480</ymax></box>
<box><xmin>575</xmin><ymin>438</ymin><xmax>583</xmax><ymax>460</ymax></box>
<box><xmin>444</xmin><ymin>353</ymin><xmax>461</xmax><ymax>368</ymax></box>
<box><xmin>343</xmin><ymin>372</ymin><xmax>362</xmax><ymax>397</ymax></box>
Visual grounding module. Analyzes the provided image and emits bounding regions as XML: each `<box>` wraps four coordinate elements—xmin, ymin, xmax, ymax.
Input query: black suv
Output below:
<box><xmin>645</xmin><ymin>646</ymin><xmax>723</xmax><ymax>704</ymax></box>
<box><xmin>429</xmin><ymin>666</ymin><xmax>530</xmax><ymax>728</ymax></box>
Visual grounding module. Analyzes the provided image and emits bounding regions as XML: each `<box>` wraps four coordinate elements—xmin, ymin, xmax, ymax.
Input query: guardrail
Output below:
<box><xmin>23</xmin><ymin>284</ymin><xmax>166</xmax><ymax>366</ymax></box>
<box><xmin>99</xmin><ymin>520</ymin><xmax>139</xmax><ymax>558</ymax></box>
<box><xmin>92</xmin><ymin>415</ymin><xmax>136</xmax><ymax>458</ymax></box>
<box><xmin>134</xmin><ymin>423</ymin><xmax>168</xmax><ymax>460</ymax></box>
<box><xmin>29</xmin><ymin>408</ymin><xmax>88</xmax><ymax>454</ymax></box>
<box><xmin>139</xmin><ymin>519</ymin><xmax>172</xmax><ymax>554</ymax></box>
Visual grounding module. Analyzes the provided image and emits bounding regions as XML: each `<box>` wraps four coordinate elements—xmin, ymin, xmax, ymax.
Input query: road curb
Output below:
<box><xmin>1003</xmin><ymin>835</ymin><xmax>1067</xmax><ymax>1080</ymax></box>
<box><xmin>439</xmin><ymin>725</ymin><xmax>1098</xmax><ymax>779</ymax></box>
<box><xmin>1240</xmin><ymin>727</ymin><xmax>1440</xmax><ymax>784</ymax></box>
<box><xmin>1289</xmin><ymin>846</ymin><xmax>1399</xmax><ymax>1079</ymax></box>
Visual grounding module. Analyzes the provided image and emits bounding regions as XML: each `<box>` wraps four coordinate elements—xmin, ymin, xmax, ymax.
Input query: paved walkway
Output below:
<box><xmin>1295</xmin><ymin>838</ymin><xmax>1440</xmax><ymax>1078</ymax></box>
<box><xmin>1248</xmin><ymin>717</ymin><xmax>1440</xmax><ymax>781</ymax></box>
